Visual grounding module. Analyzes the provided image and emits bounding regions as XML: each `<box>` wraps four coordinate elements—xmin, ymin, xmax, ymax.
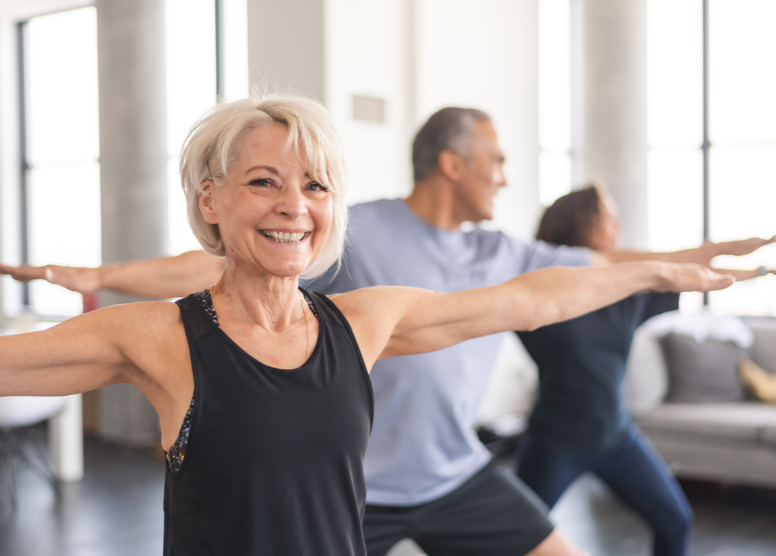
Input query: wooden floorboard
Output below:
<box><xmin>2</xmin><ymin>427</ymin><xmax>776</xmax><ymax>556</ymax></box>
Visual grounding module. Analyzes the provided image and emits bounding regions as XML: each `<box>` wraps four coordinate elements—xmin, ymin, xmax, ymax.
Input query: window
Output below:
<box><xmin>165</xmin><ymin>0</ymin><xmax>218</xmax><ymax>256</ymax></box>
<box><xmin>538</xmin><ymin>0</ymin><xmax>572</xmax><ymax>207</ymax></box>
<box><xmin>219</xmin><ymin>0</ymin><xmax>249</xmax><ymax>103</ymax></box>
<box><xmin>12</xmin><ymin>1</ymin><xmax>249</xmax><ymax>317</ymax></box>
<box><xmin>648</xmin><ymin>0</ymin><xmax>776</xmax><ymax>315</ymax></box>
<box><xmin>21</xmin><ymin>7</ymin><xmax>100</xmax><ymax>317</ymax></box>
<box><xmin>166</xmin><ymin>0</ymin><xmax>248</xmax><ymax>255</ymax></box>
<box><xmin>706</xmin><ymin>0</ymin><xmax>776</xmax><ymax>315</ymax></box>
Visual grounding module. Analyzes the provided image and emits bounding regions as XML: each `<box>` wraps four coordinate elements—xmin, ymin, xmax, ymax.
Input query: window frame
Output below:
<box><xmin>15</xmin><ymin>1</ymin><xmax>232</xmax><ymax>313</ymax></box>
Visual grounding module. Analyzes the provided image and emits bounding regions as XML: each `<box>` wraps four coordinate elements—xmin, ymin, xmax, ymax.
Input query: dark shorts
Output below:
<box><xmin>363</xmin><ymin>460</ymin><xmax>555</xmax><ymax>556</ymax></box>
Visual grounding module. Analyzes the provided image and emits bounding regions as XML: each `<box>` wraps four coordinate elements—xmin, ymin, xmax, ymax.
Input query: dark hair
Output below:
<box><xmin>412</xmin><ymin>107</ymin><xmax>492</xmax><ymax>181</ymax></box>
<box><xmin>536</xmin><ymin>185</ymin><xmax>604</xmax><ymax>248</ymax></box>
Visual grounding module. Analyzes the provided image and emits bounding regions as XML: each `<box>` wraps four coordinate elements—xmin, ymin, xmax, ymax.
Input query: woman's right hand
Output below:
<box><xmin>0</xmin><ymin>263</ymin><xmax>101</xmax><ymax>294</ymax></box>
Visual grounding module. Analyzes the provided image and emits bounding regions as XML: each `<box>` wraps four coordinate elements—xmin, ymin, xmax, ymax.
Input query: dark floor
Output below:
<box><xmin>552</xmin><ymin>474</ymin><xmax>776</xmax><ymax>556</ymax></box>
<box><xmin>0</xmin><ymin>427</ymin><xmax>164</xmax><ymax>556</ymax></box>
<box><xmin>2</xmin><ymin>427</ymin><xmax>776</xmax><ymax>556</ymax></box>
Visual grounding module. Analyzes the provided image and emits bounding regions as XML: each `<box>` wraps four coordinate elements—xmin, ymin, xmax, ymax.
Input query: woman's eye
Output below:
<box><xmin>307</xmin><ymin>182</ymin><xmax>328</xmax><ymax>192</ymax></box>
<box><xmin>250</xmin><ymin>178</ymin><xmax>271</xmax><ymax>187</ymax></box>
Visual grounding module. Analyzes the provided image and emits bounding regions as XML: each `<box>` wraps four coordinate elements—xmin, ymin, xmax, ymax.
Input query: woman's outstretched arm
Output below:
<box><xmin>592</xmin><ymin>236</ymin><xmax>775</xmax><ymax>266</ymax></box>
<box><xmin>0</xmin><ymin>302</ymin><xmax>186</xmax><ymax>398</ymax></box>
<box><xmin>0</xmin><ymin>250</ymin><xmax>224</xmax><ymax>299</ymax></box>
<box><xmin>336</xmin><ymin>261</ymin><xmax>734</xmax><ymax>369</ymax></box>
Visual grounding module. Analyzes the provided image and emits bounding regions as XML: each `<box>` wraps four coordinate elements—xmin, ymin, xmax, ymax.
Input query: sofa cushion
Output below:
<box><xmin>661</xmin><ymin>333</ymin><xmax>747</xmax><ymax>403</ymax></box>
<box><xmin>637</xmin><ymin>402</ymin><xmax>776</xmax><ymax>445</ymax></box>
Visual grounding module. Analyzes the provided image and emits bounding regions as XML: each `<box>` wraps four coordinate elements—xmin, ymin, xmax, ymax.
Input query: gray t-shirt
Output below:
<box><xmin>306</xmin><ymin>199</ymin><xmax>591</xmax><ymax>506</ymax></box>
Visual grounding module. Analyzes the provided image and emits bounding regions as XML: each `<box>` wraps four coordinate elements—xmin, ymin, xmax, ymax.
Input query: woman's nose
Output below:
<box><xmin>275</xmin><ymin>185</ymin><xmax>308</xmax><ymax>219</ymax></box>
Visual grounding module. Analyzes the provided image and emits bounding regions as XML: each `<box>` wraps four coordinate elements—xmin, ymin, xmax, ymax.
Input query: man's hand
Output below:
<box><xmin>654</xmin><ymin>262</ymin><xmax>736</xmax><ymax>293</ymax></box>
<box><xmin>0</xmin><ymin>263</ymin><xmax>101</xmax><ymax>294</ymax></box>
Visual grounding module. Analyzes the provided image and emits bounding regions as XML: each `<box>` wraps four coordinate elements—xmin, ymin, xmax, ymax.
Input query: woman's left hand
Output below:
<box><xmin>711</xmin><ymin>235</ymin><xmax>776</xmax><ymax>259</ymax></box>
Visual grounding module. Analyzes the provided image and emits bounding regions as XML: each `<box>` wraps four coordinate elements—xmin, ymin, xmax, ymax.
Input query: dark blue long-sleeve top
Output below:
<box><xmin>517</xmin><ymin>292</ymin><xmax>679</xmax><ymax>457</ymax></box>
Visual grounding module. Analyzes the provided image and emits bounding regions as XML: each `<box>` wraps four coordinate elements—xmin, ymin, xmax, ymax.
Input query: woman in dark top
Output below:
<box><xmin>0</xmin><ymin>99</ymin><xmax>734</xmax><ymax>556</ymax></box>
<box><xmin>516</xmin><ymin>185</ymin><xmax>768</xmax><ymax>556</ymax></box>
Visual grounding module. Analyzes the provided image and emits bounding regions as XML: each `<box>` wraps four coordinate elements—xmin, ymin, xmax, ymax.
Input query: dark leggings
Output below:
<box><xmin>516</xmin><ymin>428</ymin><xmax>693</xmax><ymax>556</ymax></box>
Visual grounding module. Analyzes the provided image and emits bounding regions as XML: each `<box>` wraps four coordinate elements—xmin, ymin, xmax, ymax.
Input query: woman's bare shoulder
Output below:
<box><xmin>62</xmin><ymin>300</ymin><xmax>185</xmax><ymax>344</ymax></box>
<box><xmin>85</xmin><ymin>299</ymin><xmax>182</xmax><ymax>321</ymax></box>
<box><xmin>327</xmin><ymin>286</ymin><xmax>419</xmax><ymax>311</ymax></box>
<box><xmin>84</xmin><ymin>301</ymin><xmax>190</xmax><ymax>381</ymax></box>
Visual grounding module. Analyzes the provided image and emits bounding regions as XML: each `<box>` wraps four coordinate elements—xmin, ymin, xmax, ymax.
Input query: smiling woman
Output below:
<box><xmin>0</xmin><ymin>96</ymin><xmax>736</xmax><ymax>555</ymax></box>
<box><xmin>180</xmin><ymin>97</ymin><xmax>349</xmax><ymax>279</ymax></box>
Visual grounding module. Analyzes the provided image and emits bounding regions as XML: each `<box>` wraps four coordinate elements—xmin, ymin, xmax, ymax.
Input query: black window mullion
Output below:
<box><xmin>17</xmin><ymin>21</ymin><xmax>30</xmax><ymax>307</ymax></box>
<box><xmin>702</xmin><ymin>0</ymin><xmax>710</xmax><ymax>241</ymax></box>
<box><xmin>702</xmin><ymin>0</ymin><xmax>710</xmax><ymax>305</ymax></box>
<box><xmin>215</xmin><ymin>0</ymin><xmax>225</xmax><ymax>101</ymax></box>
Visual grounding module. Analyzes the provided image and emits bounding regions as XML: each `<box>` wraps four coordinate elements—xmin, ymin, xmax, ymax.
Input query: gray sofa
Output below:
<box><xmin>626</xmin><ymin>318</ymin><xmax>776</xmax><ymax>488</ymax></box>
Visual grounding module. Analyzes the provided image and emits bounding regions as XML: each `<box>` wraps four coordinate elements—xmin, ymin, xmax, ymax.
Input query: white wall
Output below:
<box><xmin>246</xmin><ymin>0</ymin><xmax>325</xmax><ymax>102</ymax></box>
<box><xmin>246</xmin><ymin>0</ymin><xmax>543</xmax><ymax>234</ymax></box>
<box><xmin>415</xmin><ymin>0</ymin><xmax>541</xmax><ymax>239</ymax></box>
<box><xmin>325</xmin><ymin>0</ymin><xmax>415</xmax><ymax>204</ymax></box>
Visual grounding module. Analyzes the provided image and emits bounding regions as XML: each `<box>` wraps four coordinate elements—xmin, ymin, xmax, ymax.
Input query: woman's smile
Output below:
<box><xmin>259</xmin><ymin>229</ymin><xmax>312</xmax><ymax>244</ymax></box>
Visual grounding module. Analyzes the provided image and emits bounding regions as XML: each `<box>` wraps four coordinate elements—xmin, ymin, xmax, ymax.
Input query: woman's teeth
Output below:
<box><xmin>261</xmin><ymin>230</ymin><xmax>307</xmax><ymax>243</ymax></box>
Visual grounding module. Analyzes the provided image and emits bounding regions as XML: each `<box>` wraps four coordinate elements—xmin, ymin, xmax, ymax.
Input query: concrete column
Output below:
<box><xmin>572</xmin><ymin>0</ymin><xmax>648</xmax><ymax>249</ymax></box>
<box><xmin>95</xmin><ymin>0</ymin><xmax>167</xmax><ymax>446</ymax></box>
<box><xmin>246</xmin><ymin>0</ymin><xmax>326</xmax><ymax>103</ymax></box>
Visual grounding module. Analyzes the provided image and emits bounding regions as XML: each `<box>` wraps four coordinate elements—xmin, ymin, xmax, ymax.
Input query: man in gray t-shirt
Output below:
<box><xmin>305</xmin><ymin>108</ymin><xmax>592</xmax><ymax>555</ymax></box>
<box><xmin>308</xmin><ymin>197</ymin><xmax>589</xmax><ymax>507</ymax></box>
<box><xmin>5</xmin><ymin>107</ymin><xmax>769</xmax><ymax>556</ymax></box>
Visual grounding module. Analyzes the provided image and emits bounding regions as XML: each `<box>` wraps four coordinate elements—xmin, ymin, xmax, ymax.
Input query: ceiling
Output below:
<box><xmin>0</xmin><ymin>0</ymin><xmax>93</xmax><ymax>21</ymax></box>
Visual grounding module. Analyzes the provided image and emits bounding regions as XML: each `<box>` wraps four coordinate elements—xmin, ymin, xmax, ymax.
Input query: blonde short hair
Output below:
<box><xmin>179</xmin><ymin>96</ymin><xmax>348</xmax><ymax>279</ymax></box>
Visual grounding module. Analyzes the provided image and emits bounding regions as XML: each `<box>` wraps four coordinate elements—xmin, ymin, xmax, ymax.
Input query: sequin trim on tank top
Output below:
<box><xmin>165</xmin><ymin>288</ymin><xmax>320</xmax><ymax>473</ymax></box>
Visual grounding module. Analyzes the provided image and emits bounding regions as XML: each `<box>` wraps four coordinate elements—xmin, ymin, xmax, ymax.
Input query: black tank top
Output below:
<box><xmin>163</xmin><ymin>289</ymin><xmax>373</xmax><ymax>556</ymax></box>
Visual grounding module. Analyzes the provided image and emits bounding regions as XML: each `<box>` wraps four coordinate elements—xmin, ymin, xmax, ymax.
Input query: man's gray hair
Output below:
<box><xmin>412</xmin><ymin>107</ymin><xmax>492</xmax><ymax>182</ymax></box>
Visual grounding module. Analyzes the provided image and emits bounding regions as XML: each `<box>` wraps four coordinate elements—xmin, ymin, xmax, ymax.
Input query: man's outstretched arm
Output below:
<box><xmin>0</xmin><ymin>250</ymin><xmax>225</xmax><ymax>299</ymax></box>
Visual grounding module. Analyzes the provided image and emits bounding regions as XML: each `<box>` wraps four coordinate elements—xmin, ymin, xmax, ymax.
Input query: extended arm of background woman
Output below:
<box><xmin>336</xmin><ymin>261</ymin><xmax>734</xmax><ymax>368</ymax></box>
<box><xmin>593</xmin><ymin>236</ymin><xmax>776</xmax><ymax>267</ymax></box>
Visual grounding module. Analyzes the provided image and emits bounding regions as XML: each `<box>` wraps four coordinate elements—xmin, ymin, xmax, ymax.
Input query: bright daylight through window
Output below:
<box><xmin>166</xmin><ymin>0</ymin><xmax>248</xmax><ymax>256</ymax></box>
<box><xmin>538</xmin><ymin>0</ymin><xmax>572</xmax><ymax>207</ymax></box>
<box><xmin>648</xmin><ymin>0</ymin><xmax>776</xmax><ymax>315</ymax></box>
<box><xmin>16</xmin><ymin>0</ymin><xmax>248</xmax><ymax>317</ymax></box>
<box><xmin>24</xmin><ymin>7</ymin><xmax>100</xmax><ymax>317</ymax></box>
